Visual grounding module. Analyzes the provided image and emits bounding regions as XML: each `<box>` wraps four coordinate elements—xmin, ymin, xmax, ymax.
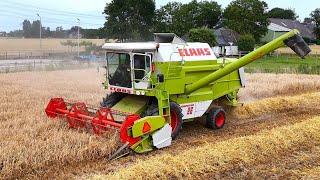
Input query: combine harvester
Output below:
<box><xmin>45</xmin><ymin>30</ymin><xmax>310</xmax><ymax>159</ymax></box>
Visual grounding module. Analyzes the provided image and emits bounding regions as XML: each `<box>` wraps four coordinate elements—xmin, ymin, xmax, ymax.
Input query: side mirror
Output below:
<box><xmin>157</xmin><ymin>74</ymin><xmax>164</xmax><ymax>83</ymax></box>
<box><xmin>284</xmin><ymin>34</ymin><xmax>311</xmax><ymax>58</ymax></box>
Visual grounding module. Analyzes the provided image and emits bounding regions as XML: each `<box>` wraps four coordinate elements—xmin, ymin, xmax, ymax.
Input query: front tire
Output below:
<box><xmin>144</xmin><ymin>102</ymin><xmax>183</xmax><ymax>139</ymax></box>
<box><xmin>169</xmin><ymin>102</ymin><xmax>183</xmax><ymax>139</ymax></box>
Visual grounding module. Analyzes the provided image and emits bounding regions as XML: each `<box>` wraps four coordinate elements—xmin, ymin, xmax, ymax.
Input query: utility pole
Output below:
<box><xmin>77</xmin><ymin>18</ymin><xmax>80</xmax><ymax>57</ymax></box>
<box><xmin>37</xmin><ymin>13</ymin><xmax>42</xmax><ymax>52</ymax></box>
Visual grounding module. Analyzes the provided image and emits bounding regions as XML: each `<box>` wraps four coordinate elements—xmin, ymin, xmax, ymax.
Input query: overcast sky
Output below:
<box><xmin>0</xmin><ymin>0</ymin><xmax>318</xmax><ymax>32</ymax></box>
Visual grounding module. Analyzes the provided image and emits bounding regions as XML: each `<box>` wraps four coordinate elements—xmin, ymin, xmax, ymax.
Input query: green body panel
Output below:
<box><xmin>131</xmin><ymin>116</ymin><xmax>166</xmax><ymax>138</ymax></box>
<box><xmin>130</xmin><ymin>116</ymin><xmax>166</xmax><ymax>153</ymax></box>
<box><xmin>111</xmin><ymin>95</ymin><xmax>148</xmax><ymax>114</ymax></box>
<box><xmin>151</xmin><ymin>60</ymin><xmax>242</xmax><ymax>104</ymax></box>
<box><xmin>131</xmin><ymin>136</ymin><xmax>153</xmax><ymax>153</ymax></box>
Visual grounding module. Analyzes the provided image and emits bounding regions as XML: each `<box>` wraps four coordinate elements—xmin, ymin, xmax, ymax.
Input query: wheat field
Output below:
<box><xmin>0</xmin><ymin>38</ymin><xmax>105</xmax><ymax>52</ymax></box>
<box><xmin>276</xmin><ymin>45</ymin><xmax>320</xmax><ymax>55</ymax></box>
<box><xmin>0</xmin><ymin>69</ymin><xmax>320</xmax><ymax>179</ymax></box>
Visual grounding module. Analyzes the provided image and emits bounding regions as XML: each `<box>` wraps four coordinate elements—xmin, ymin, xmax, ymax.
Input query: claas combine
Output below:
<box><xmin>45</xmin><ymin>29</ymin><xmax>311</xmax><ymax>158</ymax></box>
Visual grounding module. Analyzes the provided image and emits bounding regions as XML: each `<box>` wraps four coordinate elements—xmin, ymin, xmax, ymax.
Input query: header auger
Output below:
<box><xmin>45</xmin><ymin>30</ymin><xmax>311</xmax><ymax>159</ymax></box>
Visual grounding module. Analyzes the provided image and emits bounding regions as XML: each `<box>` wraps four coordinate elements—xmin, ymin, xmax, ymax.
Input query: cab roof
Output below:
<box><xmin>102</xmin><ymin>33</ymin><xmax>187</xmax><ymax>52</ymax></box>
<box><xmin>102</xmin><ymin>42</ymin><xmax>157</xmax><ymax>52</ymax></box>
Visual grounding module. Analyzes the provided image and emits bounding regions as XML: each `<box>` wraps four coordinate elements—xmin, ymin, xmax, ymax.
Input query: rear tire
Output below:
<box><xmin>206</xmin><ymin>107</ymin><xmax>226</xmax><ymax>129</ymax></box>
<box><xmin>144</xmin><ymin>102</ymin><xmax>183</xmax><ymax>139</ymax></box>
<box><xmin>100</xmin><ymin>93</ymin><xmax>125</xmax><ymax>108</ymax></box>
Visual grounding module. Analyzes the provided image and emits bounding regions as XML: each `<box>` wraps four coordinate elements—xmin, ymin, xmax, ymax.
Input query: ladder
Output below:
<box><xmin>157</xmin><ymin>90</ymin><xmax>170</xmax><ymax>122</ymax></box>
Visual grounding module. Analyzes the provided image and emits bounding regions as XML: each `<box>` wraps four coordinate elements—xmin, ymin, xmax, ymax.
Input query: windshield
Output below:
<box><xmin>107</xmin><ymin>53</ymin><xmax>132</xmax><ymax>88</ymax></box>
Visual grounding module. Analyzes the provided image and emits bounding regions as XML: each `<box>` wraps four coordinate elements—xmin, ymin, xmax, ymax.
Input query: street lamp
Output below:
<box><xmin>37</xmin><ymin>13</ymin><xmax>42</xmax><ymax>51</ymax></box>
<box><xmin>77</xmin><ymin>18</ymin><xmax>80</xmax><ymax>57</ymax></box>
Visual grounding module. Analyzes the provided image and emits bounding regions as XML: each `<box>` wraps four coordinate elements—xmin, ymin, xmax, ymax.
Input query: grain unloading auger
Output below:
<box><xmin>45</xmin><ymin>30</ymin><xmax>311</xmax><ymax>159</ymax></box>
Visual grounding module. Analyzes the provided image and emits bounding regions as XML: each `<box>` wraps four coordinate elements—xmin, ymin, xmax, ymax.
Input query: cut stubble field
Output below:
<box><xmin>1</xmin><ymin>69</ymin><xmax>320</xmax><ymax>179</ymax></box>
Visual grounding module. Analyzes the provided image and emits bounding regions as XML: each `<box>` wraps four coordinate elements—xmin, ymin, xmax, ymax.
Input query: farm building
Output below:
<box><xmin>0</xmin><ymin>31</ymin><xmax>6</xmax><ymax>37</ymax></box>
<box><xmin>212</xmin><ymin>28</ymin><xmax>240</xmax><ymax>57</ymax></box>
<box><xmin>261</xmin><ymin>18</ymin><xmax>316</xmax><ymax>43</ymax></box>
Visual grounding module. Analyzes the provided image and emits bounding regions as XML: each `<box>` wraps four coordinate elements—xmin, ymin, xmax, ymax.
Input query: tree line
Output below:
<box><xmin>103</xmin><ymin>0</ymin><xmax>320</xmax><ymax>44</ymax></box>
<box><xmin>7</xmin><ymin>20</ymin><xmax>107</xmax><ymax>39</ymax></box>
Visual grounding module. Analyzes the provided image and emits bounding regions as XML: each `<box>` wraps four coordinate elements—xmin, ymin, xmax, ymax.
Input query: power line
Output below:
<box><xmin>0</xmin><ymin>11</ymin><xmax>103</xmax><ymax>26</ymax></box>
<box><xmin>0</xmin><ymin>0</ymin><xmax>103</xmax><ymax>18</ymax></box>
<box><xmin>0</xmin><ymin>1</ymin><xmax>105</xmax><ymax>31</ymax></box>
<box><xmin>0</xmin><ymin>4</ymin><xmax>104</xmax><ymax>21</ymax></box>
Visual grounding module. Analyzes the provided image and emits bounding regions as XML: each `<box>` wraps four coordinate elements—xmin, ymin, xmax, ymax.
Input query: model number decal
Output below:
<box><xmin>178</xmin><ymin>48</ymin><xmax>211</xmax><ymax>57</ymax></box>
<box><xmin>181</xmin><ymin>104</ymin><xmax>195</xmax><ymax>115</ymax></box>
<box><xmin>187</xmin><ymin>106</ymin><xmax>194</xmax><ymax>115</ymax></box>
<box><xmin>109</xmin><ymin>86</ymin><xmax>133</xmax><ymax>94</ymax></box>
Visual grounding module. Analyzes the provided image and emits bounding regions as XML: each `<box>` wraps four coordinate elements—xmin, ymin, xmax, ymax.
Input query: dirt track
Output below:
<box><xmin>1</xmin><ymin>69</ymin><xmax>320</xmax><ymax>179</ymax></box>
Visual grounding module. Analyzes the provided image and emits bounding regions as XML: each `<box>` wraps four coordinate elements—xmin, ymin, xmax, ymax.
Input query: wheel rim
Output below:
<box><xmin>170</xmin><ymin>110</ymin><xmax>178</xmax><ymax>132</ymax></box>
<box><xmin>215</xmin><ymin>111</ymin><xmax>225</xmax><ymax>128</ymax></box>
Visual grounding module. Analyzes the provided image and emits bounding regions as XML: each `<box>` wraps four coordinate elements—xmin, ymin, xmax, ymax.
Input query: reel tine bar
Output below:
<box><xmin>45</xmin><ymin>98</ymin><xmax>122</xmax><ymax>134</ymax></box>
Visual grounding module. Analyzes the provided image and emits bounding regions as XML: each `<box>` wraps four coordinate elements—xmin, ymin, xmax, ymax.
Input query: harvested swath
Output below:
<box><xmin>216</xmin><ymin>142</ymin><xmax>320</xmax><ymax>178</ymax></box>
<box><xmin>232</xmin><ymin>92</ymin><xmax>320</xmax><ymax>120</ymax></box>
<box><xmin>239</xmin><ymin>73</ymin><xmax>320</xmax><ymax>101</ymax></box>
<box><xmin>299</xmin><ymin>167</ymin><xmax>320</xmax><ymax>178</ymax></box>
<box><xmin>92</xmin><ymin>117</ymin><xmax>320</xmax><ymax>179</ymax></box>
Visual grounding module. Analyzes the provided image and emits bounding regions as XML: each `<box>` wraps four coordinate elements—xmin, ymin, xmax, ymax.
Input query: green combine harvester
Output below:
<box><xmin>45</xmin><ymin>29</ymin><xmax>311</xmax><ymax>158</ymax></box>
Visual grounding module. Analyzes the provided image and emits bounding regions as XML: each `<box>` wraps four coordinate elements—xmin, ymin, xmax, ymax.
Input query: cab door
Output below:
<box><xmin>132</xmin><ymin>53</ymin><xmax>152</xmax><ymax>90</ymax></box>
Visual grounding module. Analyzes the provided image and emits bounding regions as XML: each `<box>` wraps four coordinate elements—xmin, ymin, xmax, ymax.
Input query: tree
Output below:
<box><xmin>31</xmin><ymin>20</ymin><xmax>41</xmax><ymax>38</ymax></box>
<box><xmin>192</xmin><ymin>1</ymin><xmax>222</xmax><ymax>28</ymax></box>
<box><xmin>153</xmin><ymin>2</ymin><xmax>183</xmax><ymax>34</ymax></box>
<box><xmin>22</xmin><ymin>20</ymin><xmax>32</xmax><ymax>38</ymax></box>
<box><xmin>43</xmin><ymin>27</ymin><xmax>51</xmax><ymax>38</ymax></box>
<box><xmin>153</xmin><ymin>1</ymin><xmax>222</xmax><ymax>37</ymax></box>
<box><xmin>223</xmin><ymin>0</ymin><xmax>269</xmax><ymax>42</ymax></box>
<box><xmin>55</xmin><ymin>26</ymin><xmax>66</xmax><ymax>38</ymax></box>
<box><xmin>311</xmin><ymin>8</ymin><xmax>320</xmax><ymax>39</ymax></box>
<box><xmin>238</xmin><ymin>34</ymin><xmax>256</xmax><ymax>51</ymax></box>
<box><xmin>8</xmin><ymin>30</ymin><xmax>24</xmax><ymax>38</ymax></box>
<box><xmin>103</xmin><ymin>0</ymin><xmax>155</xmax><ymax>41</ymax></box>
<box><xmin>82</xmin><ymin>29</ymin><xmax>103</xmax><ymax>39</ymax></box>
<box><xmin>97</xmin><ymin>28</ymin><xmax>107</xmax><ymax>39</ymax></box>
<box><xmin>267</xmin><ymin>8</ymin><xmax>297</xmax><ymax>20</ymax></box>
<box><xmin>188</xmin><ymin>27</ymin><xmax>216</xmax><ymax>47</ymax></box>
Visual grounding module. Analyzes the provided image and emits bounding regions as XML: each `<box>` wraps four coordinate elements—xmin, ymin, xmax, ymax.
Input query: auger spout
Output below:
<box><xmin>185</xmin><ymin>29</ymin><xmax>311</xmax><ymax>94</ymax></box>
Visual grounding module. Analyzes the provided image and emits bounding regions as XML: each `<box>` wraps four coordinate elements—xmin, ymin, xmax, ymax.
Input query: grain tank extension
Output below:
<box><xmin>45</xmin><ymin>30</ymin><xmax>311</xmax><ymax>158</ymax></box>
